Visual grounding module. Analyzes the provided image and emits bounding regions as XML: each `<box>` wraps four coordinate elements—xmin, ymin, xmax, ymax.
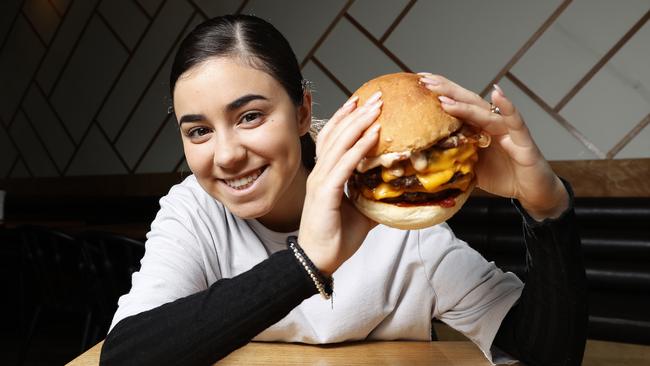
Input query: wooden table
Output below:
<box><xmin>67</xmin><ymin>340</ymin><xmax>492</xmax><ymax>365</ymax></box>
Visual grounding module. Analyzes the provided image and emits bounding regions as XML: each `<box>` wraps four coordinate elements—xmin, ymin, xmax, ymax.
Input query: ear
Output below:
<box><xmin>297</xmin><ymin>90</ymin><xmax>312</xmax><ymax>136</ymax></box>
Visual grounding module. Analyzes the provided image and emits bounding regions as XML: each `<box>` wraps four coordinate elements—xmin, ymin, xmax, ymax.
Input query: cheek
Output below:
<box><xmin>182</xmin><ymin>141</ymin><xmax>212</xmax><ymax>175</ymax></box>
<box><xmin>259</xmin><ymin>130</ymin><xmax>302</xmax><ymax>168</ymax></box>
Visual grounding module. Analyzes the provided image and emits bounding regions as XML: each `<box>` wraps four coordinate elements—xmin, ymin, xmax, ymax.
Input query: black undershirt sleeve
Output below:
<box><xmin>99</xmin><ymin>250</ymin><xmax>317</xmax><ymax>366</ymax></box>
<box><xmin>493</xmin><ymin>179</ymin><xmax>588</xmax><ymax>365</ymax></box>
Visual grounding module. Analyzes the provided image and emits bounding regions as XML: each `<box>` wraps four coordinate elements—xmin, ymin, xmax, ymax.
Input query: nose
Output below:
<box><xmin>212</xmin><ymin>132</ymin><xmax>247</xmax><ymax>169</ymax></box>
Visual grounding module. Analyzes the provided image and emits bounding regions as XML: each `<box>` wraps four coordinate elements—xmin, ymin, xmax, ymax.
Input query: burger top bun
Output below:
<box><xmin>350</xmin><ymin>182</ymin><xmax>475</xmax><ymax>230</ymax></box>
<box><xmin>352</xmin><ymin>72</ymin><xmax>462</xmax><ymax>157</ymax></box>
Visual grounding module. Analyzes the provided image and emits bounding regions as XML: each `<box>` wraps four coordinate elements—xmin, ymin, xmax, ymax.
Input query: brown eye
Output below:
<box><xmin>188</xmin><ymin>127</ymin><xmax>211</xmax><ymax>138</ymax></box>
<box><xmin>240</xmin><ymin>112</ymin><xmax>263</xmax><ymax>125</ymax></box>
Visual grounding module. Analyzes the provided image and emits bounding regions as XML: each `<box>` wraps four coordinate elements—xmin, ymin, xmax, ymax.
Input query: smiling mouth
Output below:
<box><xmin>223</xmin><ymin>166</ymin><xmax>266</xmax><ymax>190</ymax></box>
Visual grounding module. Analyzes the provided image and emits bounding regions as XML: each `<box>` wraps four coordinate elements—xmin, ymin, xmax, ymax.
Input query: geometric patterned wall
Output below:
<box><xmin>1</xmin><ymin>0</ymin><xmax>648</xmax><ymax>179</ymax></box>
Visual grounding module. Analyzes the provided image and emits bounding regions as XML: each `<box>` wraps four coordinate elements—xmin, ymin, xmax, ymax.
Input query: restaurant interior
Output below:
<box><xmin>0</xmin><ymin>0</ymin><xmax>649</xmax><ymax>365</ymax></box>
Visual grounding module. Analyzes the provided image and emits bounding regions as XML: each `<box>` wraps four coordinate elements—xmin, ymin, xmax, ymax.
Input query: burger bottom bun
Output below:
<box><xmin>350</xmin><ymin>182</ymin><xmax>475</xmax><ymax>230</ymax></box>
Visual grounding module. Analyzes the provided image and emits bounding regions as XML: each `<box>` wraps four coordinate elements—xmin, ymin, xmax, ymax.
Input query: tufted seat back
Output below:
<box><xmin>447</xmin><ymin>197</ymin><xmax>650</xmax><ymax>345</ymax></box>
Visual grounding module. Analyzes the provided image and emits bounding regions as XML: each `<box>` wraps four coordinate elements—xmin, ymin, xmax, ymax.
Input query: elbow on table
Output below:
<box><xmin>98</xmin><ymin>319</ymin><xmax>132</xmax><ymax>366</ymax></box>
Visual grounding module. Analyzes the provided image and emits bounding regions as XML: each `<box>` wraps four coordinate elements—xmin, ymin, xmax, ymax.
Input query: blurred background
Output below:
<box><xmin>0</xmin><ymin>0</ymin><xmax>648</xmax><ymax>365</ymax></box>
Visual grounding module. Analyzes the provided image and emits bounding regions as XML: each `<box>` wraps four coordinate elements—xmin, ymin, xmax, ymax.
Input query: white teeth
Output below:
<box><xmin>224</xmin><ymin>168</ymin><xmax>263</xmax><ymax>189</ymax></box>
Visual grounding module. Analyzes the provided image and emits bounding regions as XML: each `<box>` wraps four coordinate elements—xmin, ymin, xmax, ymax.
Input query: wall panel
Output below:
<box><xmin>0</xmin><ymin>0</ymin><xmax>647</xmax><ymax>196</ymax></box>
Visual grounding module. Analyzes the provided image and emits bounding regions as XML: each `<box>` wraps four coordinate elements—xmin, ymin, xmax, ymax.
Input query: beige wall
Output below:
<box><xmin>0</xmin><ymin>0</ymin><xmax>648</xmax><ymax>179</ymax></box>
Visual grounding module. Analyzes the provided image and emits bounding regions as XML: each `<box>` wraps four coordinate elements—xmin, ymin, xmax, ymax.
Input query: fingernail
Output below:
<box><xmin>370</xmin><ymin>123</ymin><xmax>381</xmax><ymax>134</ymax></box>
<box><xmin>343</xmin><ymin>95</ymin><xmax>358</xmax><ymax>108</ymax></box>
<box><xmin>438</xmin><ymin>95</ymin><xmax>455</xmax><ymax>105</ymax></box>
<box><xmin>493</xmin><ymin>84</ymin><xmax>505</xmax><ymax>97</ymax></box>
<box><xmin>365</xmin><ymin>91</ymin><xmax>382</xmax><ymax>105</ymax></box>
<box><xmin>367</xmin><ymin>99</ymin><xmax>383</xmax><ymax>111</ymax></box>
<box><xmin>420</xmin><ymin>77</ymin><xmax>440</xmax><ymax>86</ymax></box>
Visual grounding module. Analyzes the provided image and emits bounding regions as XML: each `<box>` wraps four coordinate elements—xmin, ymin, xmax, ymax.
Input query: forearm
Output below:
<box><xmin>100</xmin><ymin>250</ymin><xmax>317</xmax><ymax>366</ymax></box>
<box><xmin>494</xmin><ymin>179</ymin><xmax>588</xmax><ymax>365</ymax></box>
<box><xmin>519</xmin><ymin>174</ymin><xmax>570</xmax><ymax>221</ymax></box>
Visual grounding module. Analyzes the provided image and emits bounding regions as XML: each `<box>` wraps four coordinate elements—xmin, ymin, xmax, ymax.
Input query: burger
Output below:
<box><xmin>347</xmin><ymin>72</ymin><xmax>490</xmax><ymax>230</ymax></box>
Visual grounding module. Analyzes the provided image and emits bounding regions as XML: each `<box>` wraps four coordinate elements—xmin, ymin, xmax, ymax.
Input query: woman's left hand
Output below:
<box><xmin>418</xmin><ymin>73</ymin><xmax>569</xmax><ymax>221</ymax></box>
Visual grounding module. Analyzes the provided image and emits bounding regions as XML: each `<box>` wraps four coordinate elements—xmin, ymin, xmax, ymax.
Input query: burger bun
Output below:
<box><xmin>349</xmin><ymin>182</ymin><xmax>475</xmax><ymax>230</ymax></box>
<box><xmin>352</xmin><ymin>72</ymin><xmax>463</xmax><ymax>156</ymax></box>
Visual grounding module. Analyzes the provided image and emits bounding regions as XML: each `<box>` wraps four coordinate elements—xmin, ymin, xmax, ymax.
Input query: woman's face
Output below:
<box><xmin>173</xmin><ymin>57</ymin><xmax>311</xmax><ymax>221</ymax></box>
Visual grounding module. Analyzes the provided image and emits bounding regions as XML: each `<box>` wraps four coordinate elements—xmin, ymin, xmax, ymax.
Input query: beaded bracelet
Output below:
<box><xmin>286</xmin><ymin>235</ymin><xmax>334</xmax><ymax>300</ymax></box>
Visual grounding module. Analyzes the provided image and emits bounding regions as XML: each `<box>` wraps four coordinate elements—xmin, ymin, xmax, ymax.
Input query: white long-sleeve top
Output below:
<box><xmin>110</xmin><ymin>174</ymin><xmax>523</xmax><ymax>362</ymax></box>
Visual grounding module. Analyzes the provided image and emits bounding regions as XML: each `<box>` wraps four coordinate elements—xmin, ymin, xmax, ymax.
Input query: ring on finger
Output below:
<box><xmin>490</xmin><ymin>103</ymin><xmax>501</xmax><ymax>115</ymax></box>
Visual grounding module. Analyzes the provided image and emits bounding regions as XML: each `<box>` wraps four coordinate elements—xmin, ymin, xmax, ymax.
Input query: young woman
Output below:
<box><xmin>100</xmin><ymin>15</ymin><xmax>586</xmax><ymax>365</ymax></box>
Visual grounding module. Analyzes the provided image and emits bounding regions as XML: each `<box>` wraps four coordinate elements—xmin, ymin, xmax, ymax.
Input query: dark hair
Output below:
<box><xmin>170</xmin><ymin>14</ymin><xmax>316</xmax><ymax>170</ymax></box>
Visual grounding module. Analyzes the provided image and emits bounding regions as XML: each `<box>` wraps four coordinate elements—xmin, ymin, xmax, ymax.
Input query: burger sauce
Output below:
<box><xmin>393</xmin><ymin>196</ymin><xmax>456</xmax><ymax>208</ymax></box>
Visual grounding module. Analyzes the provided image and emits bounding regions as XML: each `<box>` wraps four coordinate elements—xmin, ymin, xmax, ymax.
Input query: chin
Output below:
<box><xmin>224</xmin><ymin>197</ymin><xmax>276</xmax><ymax>220</ymax></box>
<box><xmin>347</xmin><ymin>73</ymin><xmax>490</xmax><ymax>230</ymax></box>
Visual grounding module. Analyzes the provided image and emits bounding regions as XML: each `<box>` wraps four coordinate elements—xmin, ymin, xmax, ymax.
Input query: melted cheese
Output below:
<box><xmin>416</xmin><ymin>169</ymin><xmax>455</xmax><ymax>190</ymax></box>
<box><xmin>363</xmin><ymin>173</ymin><xmax>474</xmax><ymax>201</ymax></box>
<box><xmin>459</xmin><ymin>162</ymin><xmax>473</xmax><ymax>175</ymax></box>
<box><xmin>415</xmin><ymin>144</ymin><xmax>476</xmax><ymax>189</ymax></box>
<box><xmin>381</xmin><ymin>162</ymin><xmax>416</xmax><ymax>182</ymax></box>
<box><xmin>367</xmin><ymin>143</ymin><xmax>478</xmax><ymax>200</ymax></box>
<box><xmin>382</xmin><ymin>167</ymin><xmax>400</xmax><ymax>182</ymax></box>
<box><xmin>363</xmin><ymin>183</ymin><xmax>403</xmax><ymax>200</ymax></box>
<box><xmin>421</xmin><ymin>156</ymin><xmax>456</xmax><ymax>173</ymax></box>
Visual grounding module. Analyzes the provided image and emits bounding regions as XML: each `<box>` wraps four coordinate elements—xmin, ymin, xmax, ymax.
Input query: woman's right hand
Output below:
<box><xmin>298</xmin><ymin>92</ymin><xmax>383</xmax><ymax>276</ymax></box>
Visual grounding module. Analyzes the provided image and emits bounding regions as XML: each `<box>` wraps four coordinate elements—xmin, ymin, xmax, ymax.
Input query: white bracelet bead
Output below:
<box><xmin>289</xmin><ymin>243</ymin><xmax>331</xmax><ymax>300</ymax></box>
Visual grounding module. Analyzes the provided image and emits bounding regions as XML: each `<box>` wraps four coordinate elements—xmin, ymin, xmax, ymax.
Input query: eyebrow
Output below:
<box><xmin>178</xmin><ymin>114</ymin><xmax>204</xmax><ymax>125</ymax></box>
<box><xmin>178</xmin><ymin>94</ymin><xmax>269</xmax><ymax>125</ymax></box>
<box><xmin>227</xmin><ymin>94</ymin><xmax>268</xmax><ymax>112</ymax></box>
